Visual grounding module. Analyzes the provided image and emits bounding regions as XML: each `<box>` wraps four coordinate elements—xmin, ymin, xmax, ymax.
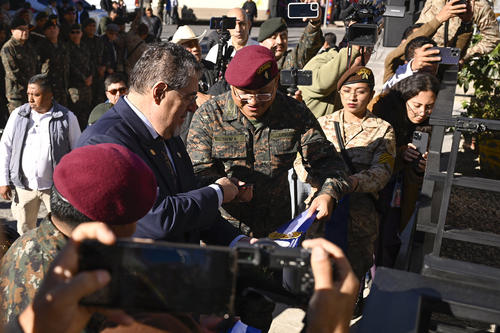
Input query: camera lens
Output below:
<box><xmin>311</xmin><ymin>3</ymin><xmax>318</xmax><ymax>10</ymax></box>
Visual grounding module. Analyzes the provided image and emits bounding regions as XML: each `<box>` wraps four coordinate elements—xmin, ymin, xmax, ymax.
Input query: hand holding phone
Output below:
<box><xmin>436</xmin><ymin>0</ymin><xmax>467</xmax><ymax>23</ymax></box>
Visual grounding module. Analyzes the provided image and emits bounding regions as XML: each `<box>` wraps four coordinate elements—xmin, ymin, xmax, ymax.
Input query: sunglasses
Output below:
<box><xmin>70</xmin><ymin>30</ymin><xmax>81</xmax><ymax>34</ymax></box>
<box><xmin>107</xmin><ymin>87</ymin><xmax>127</xmax><ymax>95</ymax></box>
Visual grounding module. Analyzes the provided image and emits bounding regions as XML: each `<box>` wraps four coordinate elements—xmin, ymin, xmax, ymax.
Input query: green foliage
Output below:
<box><xmin>458</xmin><ymin>41</ymin><xmax>500</xmax><ymax>120</ymax></box>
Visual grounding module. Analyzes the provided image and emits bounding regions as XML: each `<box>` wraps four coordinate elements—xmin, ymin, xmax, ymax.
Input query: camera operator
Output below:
<box><xmin>9</xmin><ymin>222</ymin><xmax>358</xmax><ymax>333</ymax></box>
<box><xmin>416</xmin><ymin>0</ymin><xmax>500</xmax><ymax>62</ymax></box>
<box><xmin>383</xmin><ymin>0</ymin><xmax>475</xmax><ymax>84</ymax></box>
<box><xmin>205</xmin><ymin>8</ymin><xmax>259</xmax><ymax>64</ymax></box>
<box><xmin>382</xmin><ymin>36</ymin><xmax>440</xmax><ymax>91</ymax></box>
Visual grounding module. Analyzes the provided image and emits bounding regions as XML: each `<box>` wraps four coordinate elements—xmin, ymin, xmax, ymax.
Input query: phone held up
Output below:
<box><xmin>288</xmin><ymin>2</ymin><xmax>319</xmax><ymax>19</ymax></box>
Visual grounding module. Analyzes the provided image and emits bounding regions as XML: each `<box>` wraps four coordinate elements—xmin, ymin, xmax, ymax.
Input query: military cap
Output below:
<box><xmin>70</xmin><ymin>23</ymin><xmax>82</xmax><ymax>31</ymax></box>
<box><xmin>258</xmin><ymin>17</ymin><xmax>287</xmax><ymax>42</ymax></box>
<box><xmin>42</xmin><ymin>21</ymin><xmax>58</xmax><ymax>31</ymax></box>
<box><xmin>35</xmin><ymin>11</ymin><xmax>48</xmax><ymax>22</ymax></box>
<box><xmin>337</xmin><ymin>66</ymin><xmax>375</xmax><ymax>91</ymax></box>
<box><xmin>53</xmin><ymin>143</ymin><xmax>157</xmax><ymax>226</ymax></box>
<box><xmin>106</xmin><ymin>23</ymin><xmax>120</xmax><ymax>32</ymax></box>
<box><xmin>225</xmin><ymin>45</ymin><xmax>279</xmax><ymax>90</ymax></box>
<box><xmin>10</xmin><ymin>17</ymin><xmax>28</xmax><ymax>30</ymax></box>
<box><xmin>62</xmin><ymin>6</ymin><xmax>75</xmax><ymax>14</ymax></box>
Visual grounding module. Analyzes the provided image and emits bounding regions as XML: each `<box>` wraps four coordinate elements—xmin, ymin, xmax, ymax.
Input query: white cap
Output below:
<box><xmin>171</xmin><ymin>25</ymin><xmax>207</xmax><ymax>44</ymax></box>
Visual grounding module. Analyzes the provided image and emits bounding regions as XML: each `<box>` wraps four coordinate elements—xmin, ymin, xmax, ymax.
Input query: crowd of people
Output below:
<box><xmin>0</xmin><ymin>0</ymin><xmax>499</xmax><ymax>332</ymax></box>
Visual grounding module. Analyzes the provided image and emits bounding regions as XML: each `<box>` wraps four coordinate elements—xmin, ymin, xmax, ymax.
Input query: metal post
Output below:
<box><xmin>323</xmin><ymin>0</ymin><xmax>330</xmax><ymax>27</ymax></box>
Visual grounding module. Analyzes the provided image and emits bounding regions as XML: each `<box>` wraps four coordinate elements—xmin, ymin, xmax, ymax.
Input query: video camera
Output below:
<box><xmin>344</xmin><ymin>0</ymin><xmax>385</xmax><ymax>46</ymax></box>
<box><xmin>78</xmin><ymin>239</ymin><xmax>315</xmax><ymax>315</ymax></box>
<box><xmin>209</xmin><ymin>16</ymin><xmax>237</xmax><ymax>82</ymax></box>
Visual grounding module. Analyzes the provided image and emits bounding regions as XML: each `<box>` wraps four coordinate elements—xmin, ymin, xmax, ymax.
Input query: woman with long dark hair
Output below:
<box><xmin>372</xmin><ymin>72</ymin><xmax>440</xmax><ymax>267</ymax></box>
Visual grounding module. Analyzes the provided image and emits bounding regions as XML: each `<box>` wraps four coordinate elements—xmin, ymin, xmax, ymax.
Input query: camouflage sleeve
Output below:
<box><xmin>464</xmin><ymin>1</ymin><xmax>500</xmax><ymax>60</ymax></box>
<box><xmin>352</xmin><ymin>124</ymin><xmax>396</xmax><ymax>193</ymax></box>
<box><xmin>69</xmin><ymin>47</ymin><xmax>89</xmax><ymax>83</ymax></box>
<box><xmin>285</xmin><ymin>21</ymin><xmax>324</xmax><ymax>70</ymax></box>
<box><xmin>299</xmin><ymin>107</ymin><xmax>350</xmax><ymax>200</ymax></box>
<box><xmin>1</xmin><ymin>46</ymin><xmax>21</xmax><ymax>82</ymax></box>
<box><xmin>416</xmin><ymin>0</ymin><xmax>437</xmax><ymax>24</ymax></box>
<box><xmin>186</xmin><ymin>102</ymin><xmax>225</xmax><ymax>186</ymax></box>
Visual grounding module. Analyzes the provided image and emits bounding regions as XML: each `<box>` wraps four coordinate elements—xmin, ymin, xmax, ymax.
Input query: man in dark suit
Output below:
<box><xmin>77</xmin><ymin>43</ymin><xmax>245</xmax><ymax>246</ymax></box>
<box><xmin>75</xmin><ymin>1</ymin><xmax>89</xmax><ymax>25</ymax></box>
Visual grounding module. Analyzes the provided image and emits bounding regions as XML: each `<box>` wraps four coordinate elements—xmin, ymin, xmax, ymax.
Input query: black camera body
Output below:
<box><xmin>280</xmin><ymin>69</ymin><xmax>313</xmax><ymax>87</ymax></box>
<box><xmin>78</xmin><ymin>239</ymin><xmax>315</xmax><ymax>314</ymax></box>
<box><xmin>209</xmin><ymin>16</ymin><xmax>236</xmax><ymax>30</ymax></box>
<box><xmin>344</xmin><ymin>0</ymin><xmax>385</xmax><ymax>46</ymax></box>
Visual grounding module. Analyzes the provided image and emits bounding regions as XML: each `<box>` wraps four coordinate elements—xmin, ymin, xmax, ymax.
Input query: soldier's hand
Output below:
<box><xmin>230</xmin><ymin>177</ymin><xmax>253</xmax><ymax>202</ymax></box>
<box><xmin>215</xmin><ymin>177</ymin><xmax>239</xmax><ymax>203</ymax></box>
<box><xmin>307</xmin><ymin>193</ymin><xmax>334</xmax><ymax>220</ymax></box>
<box><xmin>292</xmin><ymin>89</ymin><xmax>303</xmax><ymax>102</ymax></box>
<box><xmin>436</xmin><ymin>0</ymin><xmax>467</xmax><ymax>23</ymax></box>
<box><xmin>0</xmin><ymin>185</ymin><xmax>11</xmax><ymax>200</ymax></box>
<box><xmin>18</xmin><ymin>222</ymin><xmax>135</xmax><ymax>333</ymax></box>
<box><xmin>458</xmin><ymin>0</ymin><xmax>474</xmax><ymax>23</ymax></box>
<box><xmin>302</xmin><ymin>238</ymin><xmax>359</xmax><ymax>333</ymax></box>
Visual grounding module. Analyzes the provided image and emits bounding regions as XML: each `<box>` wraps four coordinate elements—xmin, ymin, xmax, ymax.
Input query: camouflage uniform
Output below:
<box><xmin>67</xmin><ymin>41</ymin><xmax>93</xmax><ymax>130</ymax></box>
<box><xmin>38</xmin><ymin>38</ymin><xmax>71</xmax><ymax>107</ymax></box>
<box><xmin>0</xmin><ymin>38</ymin><xmax>38</xmax><ymax>113</ymax></box>
<box><xmin>186</xmin><ymin>91</ymin><xmax>350</xmax><ymax>237</ymax></box>
<box><xmin>278</xmin><ymin>21</ymin><xmax>324</xmax><ymax>71</ymax></box>
<box><xmin>294</xmin><ymin>110</ymin><xmax>396</xmax><ymax>279</ymax></box>
<box><xmin>82</xmin><ymin>34</ymin><xmax>105</xmax><ymax>106</ymax></box>
<box><xmin>0</xmin><ymin>216</ymin><xmax>66</xmax><ymax>324</ymax></box>
<box><xmin>416</xmin><ymin>0</ymin><xmax>500</xmax><ymax>60</ymax></box>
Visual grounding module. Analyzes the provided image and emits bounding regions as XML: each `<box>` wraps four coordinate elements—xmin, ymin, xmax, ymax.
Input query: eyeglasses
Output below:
<box><xmin>70</xmin><ymin>30</ymin><xmax>81</xmax><ymax>34</ymax></box>
<box><xmin>406</xmin><ymin>102</ymin><xmax>433</xmax><ymax>117</ymax></box>
<box><xmin>232</xmin><ymin>87</ymin><xmax>273</xmax><ymax>103</ymax></box>
<box><xmin>339</xmin><ymin>89</ymin><xmax>369</xmax><ymax>98</ymax></box>
<box><xmin>107</xmin><ymin>87</ymin><xmax>127</xmax><ymax>95</ymax></box>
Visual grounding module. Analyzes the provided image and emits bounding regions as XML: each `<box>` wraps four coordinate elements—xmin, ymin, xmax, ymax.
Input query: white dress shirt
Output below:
<box><xmin>0</xmin><ymin>105</ymin><xmax>81</xmax><ymax>189</ymax></box>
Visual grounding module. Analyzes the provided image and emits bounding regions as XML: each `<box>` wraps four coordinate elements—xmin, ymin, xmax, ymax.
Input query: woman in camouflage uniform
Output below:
<box><xmin>295</xmin><ymin>66</ymin><xmax>396</xmax><ymax>279</ymax></box>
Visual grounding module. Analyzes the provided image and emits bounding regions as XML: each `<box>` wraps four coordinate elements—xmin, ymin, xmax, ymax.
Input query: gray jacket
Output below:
<box><xmin>9</xmin><ymin>102</ymin><xmax>72</xmax><ymax>189</ymax></box>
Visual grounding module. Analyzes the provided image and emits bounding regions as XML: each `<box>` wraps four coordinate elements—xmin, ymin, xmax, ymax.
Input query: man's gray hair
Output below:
<box><xmin>130</xmin><ymin>42</ymin><xmax>201</xmax><ymax>94</ymax></box>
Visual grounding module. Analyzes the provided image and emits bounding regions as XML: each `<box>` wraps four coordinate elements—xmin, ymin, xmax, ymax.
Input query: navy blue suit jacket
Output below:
<box><xmin>77</xmin><ymin>98</ymin><xmax>240</xmax><ymax>245</ymax></box>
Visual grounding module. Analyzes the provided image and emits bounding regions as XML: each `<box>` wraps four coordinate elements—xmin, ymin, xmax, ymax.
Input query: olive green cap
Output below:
<box><xmin>258</xmin><ymin>18</ymin><xmax>287</xmax><ymax>42</ymax></box>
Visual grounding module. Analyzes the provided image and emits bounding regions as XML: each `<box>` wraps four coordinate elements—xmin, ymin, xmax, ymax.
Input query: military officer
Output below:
<box><xmin>295</xmin><ymin>66</ymin><xmax>396</xmax><ymax>279</ymax></box>
<box><xmin>187</xmin><ymin>45</ymin><xmax>350</xmax><ymax>237</ymax></box>
<box><xmin>1</xmin><ymin>17</ymin><xmax>38</xmax><ymax>113</ymax></box>
<box><xmin>38</xmin><ymin>21</ymin><xmax>70</xmax><ymax>107</ymax></box>
<box><xmin>258</xmin><ymin>15</ymin><xmax>324</xmax><ymax>71</ymax></box>
<box><xmin>416</xmin><ymin>0</ymin><xmax>500</xmax><ymax>61</ymax></box>
<box><xmin>67</xmin><ymin>23</ymin><xmax>93</xmax><ymax>130</ymax></box>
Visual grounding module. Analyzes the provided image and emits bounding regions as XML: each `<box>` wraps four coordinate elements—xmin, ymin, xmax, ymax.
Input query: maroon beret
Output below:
<box><xmin>225</xmin><ymin>45</ymin><xmax>279</xmax><ymax>90</ymax></box>
<box><xmin>53</xmin><ymin>143</ymin><xmax>157</xmax><ymax>225</ymax></box>
<box><xmin>337</xmin><ymin>66</ymin><xmax>375</xmax><ymax>91</ymax></box>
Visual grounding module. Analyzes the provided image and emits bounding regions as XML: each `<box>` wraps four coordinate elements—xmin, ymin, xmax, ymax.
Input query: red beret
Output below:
<box><xmin>225</xmin><ymin>45</ymin><xmax>279</xmax><ymax>90</ymax></box>
<box><xmin>53</xmin><ymin>143</ymin><xmax>157</xmax><ymax>225</ymax></box>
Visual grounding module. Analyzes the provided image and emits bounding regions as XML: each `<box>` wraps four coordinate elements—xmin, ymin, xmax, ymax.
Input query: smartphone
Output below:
<box><xmin>288</xmin><ymin>2</ymin><xmax>319</xmax><ymax>19</ymax></box>
<box><xmin>78</xmin><ymin>239</ymin><xmax>237</xmax><ymax>314</ymax></box>
<box><xmin>429</xmin><ymin>47</ymin><xmax>461</xmax><ymax>65</ymax></box>
<box><xmin>280</xmin><ymin>69</ymin><xmax>313</xmax><ymax>86</ymax></box>
<box><xmin>412</xmin><ymin>131</ymin><xmax>429</xmax><ymax>155</ymax></box>
<box><xmin>209</xmin><ymin>16</ymin><xmax>236</xmax><ymax>30</ymax></box>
